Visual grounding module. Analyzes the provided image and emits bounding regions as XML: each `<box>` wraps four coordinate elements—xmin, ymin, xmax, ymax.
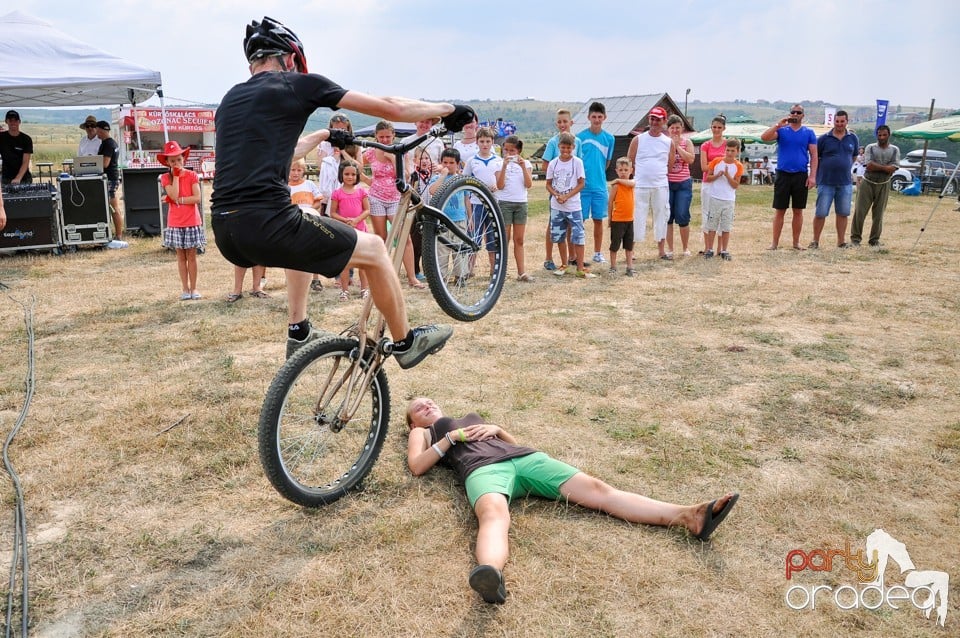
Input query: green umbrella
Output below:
<box><xmin>690</xmin><ymin>120</ymin><xmax>772</xmax><ymax>144</ymax></box>
<box><xmin>892</xmin><ymin>114</ymin><xmax>960</xmax><ymax>141</ymax></box>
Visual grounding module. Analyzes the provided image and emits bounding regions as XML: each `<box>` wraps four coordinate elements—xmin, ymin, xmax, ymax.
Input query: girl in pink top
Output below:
<box><xmin>359</xmin><ymin>120</ymin><xmax>422</xmax><ymax>288</ymax></box>
<box><xmin>667</xmin><ymin>115</ymin><xmax>695</xmax><ymax>256</ymax></box>
<box><xmin>329</xmin><ymin>161</ymin><xmax>371</xmax><ymax>300</ymax></box>
<box><xmin>698</xmin><ymin>115</ymin><xmax>728</xmax><ymax>253</ymax></box>
<box><xmin>159</xmin><ymin>141</ymin><xmax>205</xmax><ymax>300</ymax></box>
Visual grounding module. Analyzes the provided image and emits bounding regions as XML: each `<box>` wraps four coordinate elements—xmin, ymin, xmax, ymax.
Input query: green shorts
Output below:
<box><xmin>464</xmin><ymin>452</ymin><xmax>580</xmax><ymax>507</ymax></box>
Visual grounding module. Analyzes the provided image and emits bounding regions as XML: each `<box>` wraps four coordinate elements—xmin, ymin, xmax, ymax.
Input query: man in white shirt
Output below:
<box><xmin>78</xmin><ymin>115</ymin><xmax>101</xmax><ymax>156</ymax></box>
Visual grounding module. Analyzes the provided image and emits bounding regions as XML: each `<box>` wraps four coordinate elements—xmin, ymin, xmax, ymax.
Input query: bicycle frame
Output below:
<box><xmin>327</xmin><ymin>129</ymin><xmax>481</xmax><ymax>423</ymax></box>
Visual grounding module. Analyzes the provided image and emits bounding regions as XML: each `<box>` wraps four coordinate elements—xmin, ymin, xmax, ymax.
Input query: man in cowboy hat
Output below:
<box><xmin>78</xmin><ymin>115</ymin><xmax>101</xmax><ymax>156</ymax></box>
<box><xmin>95</xmin><ymin>120</ymin><xmax>128</xmax><ymax>249</ymax></box>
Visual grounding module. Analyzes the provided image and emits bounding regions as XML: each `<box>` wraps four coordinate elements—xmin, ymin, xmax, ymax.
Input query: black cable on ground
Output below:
<box><xmin>2</xmin><ymin>286</ymin><xmax>34</xmax><ymax>638</ymax></box>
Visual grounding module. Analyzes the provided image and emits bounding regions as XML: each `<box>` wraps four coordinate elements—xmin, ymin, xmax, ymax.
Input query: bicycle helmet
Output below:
<box><xmin>243</xmin><ymin>17</ymin><xmax>308</xmax><ymax>73</ymax></box>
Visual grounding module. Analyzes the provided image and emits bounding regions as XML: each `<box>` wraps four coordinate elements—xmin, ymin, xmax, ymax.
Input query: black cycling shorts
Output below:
<box><xmin>212</xmin><ymin>204</ymin><xmax>357</xmax><ymax>277</ymax></box>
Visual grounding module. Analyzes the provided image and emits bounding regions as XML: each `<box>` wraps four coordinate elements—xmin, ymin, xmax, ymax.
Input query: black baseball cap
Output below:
<box><xmin>5</xmin><ymin>110</ymin><xmax>20</xmax><ymax>121</ymax></box>
<box><xmin>96</xmin><ymin>120</ymin><xmax>110</xmax><ymax>130</ymax></box>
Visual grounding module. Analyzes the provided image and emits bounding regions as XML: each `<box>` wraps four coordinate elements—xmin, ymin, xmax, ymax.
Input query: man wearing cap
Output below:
<box><xmin>0</xmin><ymin>110</ymin><xmax>34</xmax><ymax>185</ymax></box>
<box><xmin>95</xmin><ymin>120</ymin><xmax>127</xmax><ymax>248</ymax></box>
<box><xmin>78</xmin><ymin>115</ymin><xmax>101</xmax><ymax>156</ymax></box>
<box><xmin>627</xmin><ymin>106</ymin><xmax>676</xmax><ymax>259</ymax></box>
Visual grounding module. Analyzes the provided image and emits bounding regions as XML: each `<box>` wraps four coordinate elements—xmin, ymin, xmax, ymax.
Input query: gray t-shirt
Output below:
<box><xmin>863</xmin><ymin>142</ymin><xmax>900</xmax><ymax>180</ymax></box>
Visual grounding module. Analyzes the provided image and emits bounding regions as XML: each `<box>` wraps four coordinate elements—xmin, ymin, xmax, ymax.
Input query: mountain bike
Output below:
<box><xmin>258</xmin><ymin>127</ymin><xmax>507</xmax><ymax>507</ymax></box>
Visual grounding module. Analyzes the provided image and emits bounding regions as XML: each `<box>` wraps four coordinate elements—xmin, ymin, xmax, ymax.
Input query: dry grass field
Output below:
<box><xmin>1</xmin><ymin>180</ymin><xmax>958</xmax><ymax>637</ymax></box>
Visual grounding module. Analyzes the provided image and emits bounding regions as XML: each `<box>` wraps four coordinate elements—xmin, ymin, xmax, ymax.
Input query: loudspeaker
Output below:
<box><xmin>58</xmin><ymin>176</ymin><xmax>111</xmax><ymax>245</ymax></box>
<box><xmin>122</xmin><ymin>167</ymin><xmax>166</xmax><ymax>236</ymax></box>
<box><xmin>0</xmin><ymin>190</ymin><xmax>58</xmax><ymax>250</ymax></box>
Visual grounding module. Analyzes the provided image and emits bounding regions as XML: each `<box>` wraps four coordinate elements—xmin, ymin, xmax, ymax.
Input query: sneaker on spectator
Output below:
<box><xmin>592</xmin><ymin>252</ymin><xmax>607</xmax><ymax>263</ymax></box>
<box><xmin>543</xmin><ymin>260</ymin><xmax>557</xmax><ymax>271</ymax></box>
<box><xmin>575</xmin><ymin>270</ymin><xmax>597</xmax><ymax>279</ymax></box>
<box><xmin>703</xmin><ymin>249</ymin><xmax>715</xmax><ymax>259</ymax></box>
<box><xmin>553</xmin><ymin>266</ymin><xmax>567</xmax><ymax>277</ymax></box>
<box><xmin>720</xmin><ymin>251</ymin><xmax>732</xmax><ymax>261</ymax></box>
<box><xmin>624</xmin><ymin>268</ymin><xmax>635</xmax><ymax>277</ymax></box>
<box><xmin>394</xmin><ymin>324</ymin><xmax>453</xmax><ymax>370</ymax></box>
<box><xmin>106</xmin><ymin>239</ymin><xmax>129</xmax><ymax>249</ymax></box>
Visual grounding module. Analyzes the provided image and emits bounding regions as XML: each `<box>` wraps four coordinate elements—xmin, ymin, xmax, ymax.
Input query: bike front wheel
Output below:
<box><xmin>258</xmin><ymin>337</ymin><xmax>391</xmax><ymax>507</ymax></box>
<box><xmin>421</xmin><ymin>175</ymin><xmax>508</xmax><ymax>322</ymax></box>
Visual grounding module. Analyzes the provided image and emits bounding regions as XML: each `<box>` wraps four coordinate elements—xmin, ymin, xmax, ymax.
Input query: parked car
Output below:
<box><xmin>899</xmin><ymin>149</ymin><xmax>947</xmax><ymax>169</ymax></box>
<box><xmin>891</xmin><ymin>159</ymin><xmax>957</xmax><ymax>195</ymax></box>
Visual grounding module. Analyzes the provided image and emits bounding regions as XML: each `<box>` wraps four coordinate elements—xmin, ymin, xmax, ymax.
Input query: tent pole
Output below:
<box><xmin>912</xmin><ymin>159</ymin><xmax>960</xmax><ymax>249</ymax></box>
<box><xmin>158</xmin><ymin>86</ymin><xmax>169</xmax><ymax>143</ymax></box>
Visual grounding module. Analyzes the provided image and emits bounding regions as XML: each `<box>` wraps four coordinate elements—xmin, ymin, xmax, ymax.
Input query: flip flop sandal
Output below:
<box><xmin>249</xmin><ymin>290</ymin><xmax>270</xmax><ymax>298</ymax></box>
<box><xmin>695</xmin><ymin>493</ymin><xmax>740</xmax><ymax>542</ymax></box>
<box><xmin>225</xmin><ymin>293</ymin><xmax>243</xmax><ymax>303</ymax></box>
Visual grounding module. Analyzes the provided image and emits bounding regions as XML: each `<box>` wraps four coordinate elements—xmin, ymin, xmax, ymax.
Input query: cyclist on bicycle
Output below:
<box><xmin>212</xmin><ymin>16</ymin><xmax>476</xmax><ymax>366</ymax></box>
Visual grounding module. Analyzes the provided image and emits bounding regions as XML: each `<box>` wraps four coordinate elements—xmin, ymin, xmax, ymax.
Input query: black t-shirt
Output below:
<box><xmin>0</xmin><ymin>131</ymin><xmax>34</xmax><ymax>181</ymax></box>
<box><xmin>98</xmin><ymin>137</ymin><xmax>120</xmax><ymax>181</ymax></box>
<box><xmin>212</xmin><ymin>71</ymin><xmax>348</xmax><ymax>212</ymax></box>
<box><xmin>428</xmin><ymin>414</ymin><xmax>538</xmax><ymax>482</ymax></box>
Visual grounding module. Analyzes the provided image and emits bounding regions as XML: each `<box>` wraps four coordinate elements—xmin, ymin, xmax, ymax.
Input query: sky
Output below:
<box><xmin>10</xmin><ymin>0</ymin><xmax>960</xmax><ymax>112</ymax></box>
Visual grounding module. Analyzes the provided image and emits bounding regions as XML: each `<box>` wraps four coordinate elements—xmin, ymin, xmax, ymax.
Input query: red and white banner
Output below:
<box><xmin>125</xmin><ymin>108</ymin><xmax>215</xmax><ymax>133</ymax></box>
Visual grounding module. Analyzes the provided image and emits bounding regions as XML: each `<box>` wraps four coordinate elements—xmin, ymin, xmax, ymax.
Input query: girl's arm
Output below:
<box><xmin>495</xmin><ymin>161</ymin><xmax>507</xmax><ymax>190</ymax></box>
<box><xmin>520</xmin><ymin>159</ymin><xmax>532</xmax><ymax>189</ymax></box>
<box><xmin>407</xmin><ymin>428</ymin><xmax>439</xmax><ymax>476</ymax></box>
<box><xmin>328</xmin><ymin>197</ymin><xmax>343</xmax><ymax>222</ymax></box>
<box><xmin>356</xmin><ymin>193</ymin><xmax>371</xmax><ymax>224</ymax></box>
<box><xmin>675</xmin><ymin>139</ymin><xmax>695</xmax><ymax>165</ymax></box>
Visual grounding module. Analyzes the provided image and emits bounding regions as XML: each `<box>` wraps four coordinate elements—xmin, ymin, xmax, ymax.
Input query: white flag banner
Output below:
<box><xmin>824</xmin><ymin>108</ymin><xmax>837</xmax><ymax>127</ymax></box>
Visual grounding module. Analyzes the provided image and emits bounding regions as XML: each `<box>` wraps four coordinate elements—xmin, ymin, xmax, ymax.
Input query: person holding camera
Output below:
<box><xmin>761</xmin><ymin>104</ymin><xmax>818</xmax><ymax>250</ymax></box>
<box><xmin>212</xmin><ymin>17</ymin><xmax>476</xmax><ymax>364</ymax></box>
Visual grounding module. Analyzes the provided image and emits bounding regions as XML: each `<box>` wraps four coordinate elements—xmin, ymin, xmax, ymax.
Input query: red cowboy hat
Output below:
<box><xmin>157</xmin><ymin>141</ymin><xmax>191</xmax><ymax>166</ymax></box>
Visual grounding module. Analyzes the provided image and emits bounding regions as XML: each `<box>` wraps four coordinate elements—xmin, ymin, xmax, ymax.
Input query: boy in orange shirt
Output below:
<box><xmin>703</xmin><ymin>139</ymin><xmax>744</xmax><ymax>260</ymax></box>
<box><xmin>607</xmin><ymin>157</ymin><xmax>636</xmax><ymax>275</ymax></box>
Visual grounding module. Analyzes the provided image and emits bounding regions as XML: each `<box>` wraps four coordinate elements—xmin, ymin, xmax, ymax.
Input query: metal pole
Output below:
<box><xmin>917</xmin><ymin>98</ymin><xmax>935</xmax><ymax>187</ymax></box>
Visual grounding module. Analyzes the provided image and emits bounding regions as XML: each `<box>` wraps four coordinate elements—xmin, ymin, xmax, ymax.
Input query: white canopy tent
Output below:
<box><xmin>0</xmin><ymin>10</ymin><xmax>165</xmax><ymax>146</ymax></box>
<box><xmin>0</xmin><ymin>10</ymin><xmax>161</xmax><ymax>106</ymax></box>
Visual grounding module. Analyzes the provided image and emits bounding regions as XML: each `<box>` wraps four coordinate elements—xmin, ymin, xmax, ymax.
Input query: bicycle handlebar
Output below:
<box><xmin>341</xmin><ymin>127</ymin><xmax>447</xmax><ymax>156</ymax></box>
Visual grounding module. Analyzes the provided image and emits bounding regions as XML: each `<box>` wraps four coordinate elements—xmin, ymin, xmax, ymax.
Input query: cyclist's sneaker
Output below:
<box><xmin>286</xmin><ymin>325</ymin><xmax>322</xmax><ymax>360</ymax></box>
<box><xmin>469</xmin><ymin>564</ymin><xmax>507</xmax><ymax>604</ymax></box>
<box><xmin>543</xmin><ymin>260</ymin><xmax>557</xmax><ymax>271</ymax></box>
<box><xmin>393</xmin><ymin>324</ymin><xmax>453</xmax><ymax>370</ymax></box>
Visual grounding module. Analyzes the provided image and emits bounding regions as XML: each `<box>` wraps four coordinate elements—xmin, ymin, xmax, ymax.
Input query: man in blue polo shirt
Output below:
<box><xmin>761</xmin><ymin>104</ymin><xmax>818</xmax><ymax>250</ymax></box>
<box><xmin>810</xmin><ymin>110</ymin><xmax>858</xmax><ymax>249</ymax></box>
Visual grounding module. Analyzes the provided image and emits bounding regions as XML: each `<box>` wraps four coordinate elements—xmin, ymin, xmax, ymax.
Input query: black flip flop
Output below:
<box><xmin>695</xmin><ymin>493</ymin><xmax>740</xmax><ymax>542</ymax></box>
<box><xmin>469</xmin><ymin>564</ymin><xmax>507</xmax><ymax>604</ymax></box>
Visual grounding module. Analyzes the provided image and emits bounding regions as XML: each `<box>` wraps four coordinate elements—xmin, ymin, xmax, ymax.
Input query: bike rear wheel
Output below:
<box><xmin>258</xmin><ymin>337</ymin><xmax>390</xmax><ymax>507</ymax></box>
<box><xmin>421</xmin><ymin>175</ymin><xmax>507</xmax><ymax>321</ymax></box>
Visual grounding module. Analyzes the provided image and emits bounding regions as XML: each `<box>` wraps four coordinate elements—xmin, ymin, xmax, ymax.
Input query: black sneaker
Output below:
<box><xmin>703</xmin><ymin>249</ymin><xmax>715</xmax><ymax>259</ymax></box>
<box><xmin>721</xmin><ymin>251</ymin><xmax>732</xmax><ymax>261</ymax></box>
<box><xmin>469</xmin><ymin>565</ymin><xmax>507</xmax><ymax>604</ymax></box>
<box><xmin>286</xmin><ymin>325</ymin><xmax>323</xmax><ymax>359</ymax></box>
<box><xmin>393</xmin><ymin>324</ymin><xmax>453</xmax><ymax>370</ymax></box>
